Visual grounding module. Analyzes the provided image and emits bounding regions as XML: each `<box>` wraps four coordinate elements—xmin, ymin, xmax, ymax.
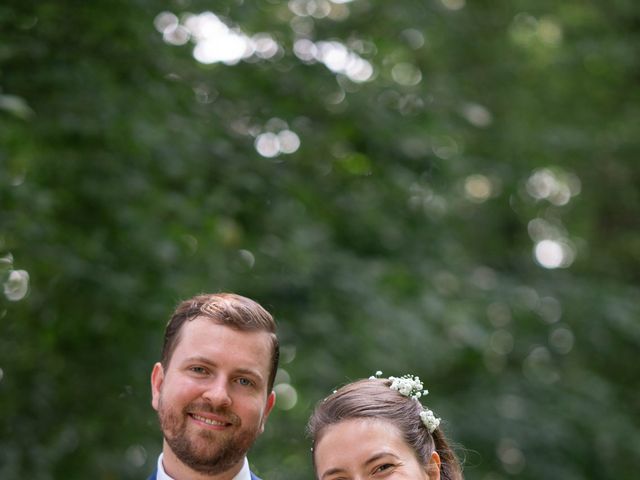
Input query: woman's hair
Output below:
<box><xmin>307</xmin><ymin>378</ymin><xmax>463</xmax><ymax>480</ymax></box>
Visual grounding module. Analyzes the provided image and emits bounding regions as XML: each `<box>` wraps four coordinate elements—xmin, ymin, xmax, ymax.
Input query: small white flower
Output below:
<box><xmin>420</xmin><ymin>409</ymin><xmax>441</xmax><ymax>433</ymax></box>
<box><xmin>385</xmin><ymin>373</ymin><xmax>440</xmax><ymax>433</ymax></box>
<box><xmin>389</xmin><ymin>374</ymin><xmax>426</xmax><ymax>400</ymax></box>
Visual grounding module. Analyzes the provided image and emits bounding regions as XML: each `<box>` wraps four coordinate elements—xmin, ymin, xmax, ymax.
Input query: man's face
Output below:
<box><xmin>151</xmin><ymin>316</ymin><xmax>276</xmax><ymax>476</ymax></box>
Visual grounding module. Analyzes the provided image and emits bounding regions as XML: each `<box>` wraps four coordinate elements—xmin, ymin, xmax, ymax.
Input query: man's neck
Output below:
<box><xmin>161</xmin><ymin>446</ymin><xmax>245</xmax><ymax>480</ymax></box>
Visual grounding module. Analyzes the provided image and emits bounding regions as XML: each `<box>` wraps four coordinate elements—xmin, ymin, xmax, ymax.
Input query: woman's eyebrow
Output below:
<box><xmin>320</xmin><ymin>451</ymin><xmax>401</xmax><ymax>479</ymax></box>
<box><xmin>321</xmin><ymin>467</ymin><xmax>346</xmax><ymax>479</ymax></box>
<box><xmin>364</xmin><ymin>451</ymin><xmax>401</xmax><ymax>466</ymax></box>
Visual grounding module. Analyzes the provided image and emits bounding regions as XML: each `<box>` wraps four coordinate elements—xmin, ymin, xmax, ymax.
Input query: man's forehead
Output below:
<box><xmin>176</xmin><ymin>318</ymin><xmax>272</xmax><ymax>363</ymax></box>
<box><xmin>183</xmin><ymin>315</ymin><xmax>271</xmax><ymax>338</ymax></box>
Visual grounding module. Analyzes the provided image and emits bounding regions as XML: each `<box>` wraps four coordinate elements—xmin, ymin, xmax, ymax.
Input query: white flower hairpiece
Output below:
<box><xmin>389</xmin><ymin>374</ymin><xmax>428</xmax><ymax>400</ymax></box>
<box><xmin>419</xmin><ymin>408</ymin><xmax>441</xmax><ymax>433</ymax></box>
<box><xmin>371</xmin><ymin>371</ymin><xmax>441</xmax><ymax>433</ymax></box>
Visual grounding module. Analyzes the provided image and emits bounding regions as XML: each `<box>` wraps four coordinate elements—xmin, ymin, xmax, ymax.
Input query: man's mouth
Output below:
<box><xmin>189</xmin><ymin>413</ymin><xmax>233</xmax><ymax>427</ymax></box>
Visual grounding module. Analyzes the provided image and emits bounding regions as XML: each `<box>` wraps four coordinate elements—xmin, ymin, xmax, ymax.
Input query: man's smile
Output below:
<box><xmin>189</xmin><ymin>412</ymin><xmax>235</xmax><ymax>429</ymax></box>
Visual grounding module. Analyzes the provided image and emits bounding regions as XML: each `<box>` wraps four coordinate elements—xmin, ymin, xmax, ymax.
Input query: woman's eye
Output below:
<box><xmin>373</xmin><ymin>463</ymin><xmax>395</xmax><ymax>474</ymax></box>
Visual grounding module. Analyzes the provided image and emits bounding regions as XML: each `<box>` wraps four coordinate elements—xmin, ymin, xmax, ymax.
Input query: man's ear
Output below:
<box><xmin>259</xmin><ymin>391</ymin><xmax>276</xmax><ymax>433</ymax></box>
<box><xmin>150</xmin><ymin>362</ymin><xmax>164</xmax><ymax>411</ymax></box>
<box><xmin>426</xmin><ymin>451</ymin><xmax>441</xmax><ymax>480</ymax></box>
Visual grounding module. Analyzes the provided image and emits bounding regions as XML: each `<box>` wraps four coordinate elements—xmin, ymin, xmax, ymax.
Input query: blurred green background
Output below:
<box><xmin>1</xmin><ymin>0</ymin><xmax>639</xmax><ymax>478</ymax></box>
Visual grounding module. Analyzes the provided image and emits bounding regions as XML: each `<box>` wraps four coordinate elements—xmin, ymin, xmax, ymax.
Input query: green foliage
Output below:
<box><xmin>1</xmin><ymin>0</ymin><xmax>639</xmax><ymax>478</ymax></box>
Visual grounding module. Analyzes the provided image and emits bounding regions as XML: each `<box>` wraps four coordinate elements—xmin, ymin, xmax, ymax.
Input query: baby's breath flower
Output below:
<box><xmin>419</xmin><ymin>409</ymin><xmax>441</xmax><ymax>433</ymax></box>
<box><xmin>380</xmin><ymin>372</ymin><xmax>441</xmax><ymax>434</ymax></box>
<box><xmin>389</xmin><ymin>374</ymin><xmax>428</xmax><ymax>400</ymax></box>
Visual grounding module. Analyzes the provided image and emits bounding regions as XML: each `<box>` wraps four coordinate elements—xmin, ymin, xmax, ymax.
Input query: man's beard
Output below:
<box><xmin>157</xmin><ymin>398</ymin><xmax>262</xmax><ymax>475</ymax></box>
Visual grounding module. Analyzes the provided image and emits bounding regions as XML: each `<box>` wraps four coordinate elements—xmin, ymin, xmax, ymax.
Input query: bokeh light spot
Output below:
<box><xmin>538</xmin><ymin>17</ymin><xmax>563</xmax><ymax>45</ymax></box>
<box><xmin>280</xmin><ymin>345</ymin><xmax>297</xmax><ymax>364</ymax></box>
<box><xmin>155</xmin><ymin>11</ymin><xmax>282</xmax><ymax>66</ymax></box>
<box><xmin>391</xmin><ymin>62</ymin><xmax>422</xmax><ymax>86</ymax></box>
<box><xmin>238</xmin><ymin>249</ymin><xmax>255</xmax><ymax>269</ymax></box>
<box><xmin>490</xmin><ymin>329</ymin><xmax>514</xmax><ymax>355</ymax></box>
<box><xmin>153</xmin><ymin>12</ymin><xmax>178</xmax><ymax>33</ymax></box>
<box><xmin>537</xmin><ymin>296</ymin><xmax>562</xmax><ymax>324</ymax></box>
<box><xmin>255</xmin><ymin>133</ymin><xmax>280</xmax><ymax>158</ymax></box>
<box><xmin>293</xmin><ymin>38</ymin><xmax>317</xmax><ymax>61</ymax></box>
<box><xmin>510</xmin><ymin>13</ymin><xmax>563</xmax><ymax>47</ymax></box>
<box><xmin>275</xmin><ymin>368</ymin><xmax>291</xmax><ymax>385</ymax></box>
<box><xmin>464</xmin><ymin>174</ymin><xmax>492</xmax><ymax>202</ymax></box>
<box><xmin>401</xmin><ymin>29</ymin><xmax>425</xmax><ymax>49</ymax></box>
<box><xmin>125</xmin><ymin>445</ymin><xmax>147</xmax><ymax>467</ymax></box>
<box><xmin>534</xmin><ymin>239</ymin><xmax>575</xmax><ymax>269</ymax></box>
<box><xmin>277</xmin><ymin>130</ymin><xmax>301</xmax><ymax>154</ymax></box>
<box><xmin>525</xmin><ymin>167</ymin><xmax>580</xmax><ymax>206</ymax></box>
<box><xmin>523</xmin><ymin>345</ymin><xmax>559</xmax><ymax>384</ymax></box>
<box><xmin>4</xmin><ymin>270</ymin><xmax>29</xmax><ymax>301</ymax></box>
<box><xmin>534</xmin><ymin>240</ymin><xmax>563</xmax><ymax>268</ymax></box>
<box><xmin>252</xmin><ymin>33</ymin><xmax>280</xmax><ymax>59</ymax></box>
<box><xmin>510</xmin><ymin>13</ymin><xmax>539</xmax><ymax>46</ymax></box>
<box><xmin>549</xmin><ymin>326</ymin><xmax>574</xmax><ymax>354</ymax></box>
<box><xmin>254</xmin><ymin>125</ymin><xmax>301</xmax><ymax>157</ymax></box>
<box><xmin>441</xmin><ymin>0</ymin><xmax>465</xmax><ymax>11</ymax></box>
<box><xmin>461</xmin><ymin>102</ymin><xmax>493</xmax><ymax>127</ymax></box>
<box><xmin>497</xmin><ymin>438</ymin><xmax>526</xmax><ymax>474</ymax></box>
<box><xmin>295</xmin><ymin>40</ymin><xmax>374</xmax><ymax>82</ymax></box>
<box><xmin>527</xmin><ymin>217</ymin><xmax>566</xmax><ymax>242</ymax></box>
<box><xmin>274</xmin><ymin>383</ymin><xmax>298</xmax><ymax>410</ymax></box>
<box><xmin>193</xmin><ymin>31</ymin><xmax>251</xmax><ymax>65</ymax></box>
<box><xmin>164</xmin><ymin>25</ymin><xmax>190</xmax><ymax>46</ymax></box>
<box><xmin>432</xmin><ymin>135</ymin><xmax>461</xmax><ymax>160</ymax></box>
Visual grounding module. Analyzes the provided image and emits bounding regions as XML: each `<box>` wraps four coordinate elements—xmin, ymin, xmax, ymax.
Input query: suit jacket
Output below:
<box><xmin>147</xmin><ymin>468</ymin><xmax>262</xmax><ymax>480</ymax></box>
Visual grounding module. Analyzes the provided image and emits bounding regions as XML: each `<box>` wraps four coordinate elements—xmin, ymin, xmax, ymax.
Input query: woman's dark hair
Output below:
<box><xmin>307</xmin><ymin>378</ymin><xmax>462</xmax><ymax>480</ymax></box>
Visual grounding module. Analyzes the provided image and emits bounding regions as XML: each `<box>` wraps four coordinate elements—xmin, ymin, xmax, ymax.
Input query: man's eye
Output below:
<box><xmin>189</xmin><ymin>366</ymin><xmax>207</xmax><ymax>374</ymax></box>
<box><xmin>237</xmin><ymin>377</ymin><xmax>254</xmax><ymax>387</ymax></box>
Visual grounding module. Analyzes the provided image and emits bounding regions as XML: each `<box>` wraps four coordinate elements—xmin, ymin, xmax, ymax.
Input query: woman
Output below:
<box><xmin>307</xmin><ymin>373</ymin><xmax>463</xmax><ymax>480</ymax></box>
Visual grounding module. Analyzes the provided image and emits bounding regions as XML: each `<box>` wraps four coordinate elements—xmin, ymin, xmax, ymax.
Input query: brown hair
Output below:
<box><xmin>307</xmin><ymin>378</ymin><xmax>463</xmax><ymax>480</ymax></box>
<box><xmin>160</xmin><ymin>292</ymin><xmax>280</xmax><ymax>392</ymax></box>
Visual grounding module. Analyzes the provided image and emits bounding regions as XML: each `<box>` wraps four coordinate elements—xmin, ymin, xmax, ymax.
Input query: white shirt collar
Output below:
<box><xmin>156</xmin><ymin>453</ymin><xmax>252</xmax><ymax>480</ymax></box>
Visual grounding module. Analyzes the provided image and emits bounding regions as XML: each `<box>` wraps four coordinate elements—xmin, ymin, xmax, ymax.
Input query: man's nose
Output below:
<box><xmin>202</xmin><ymin>377</ymin><xmax>232</xmax><ymax>407</ymax></box>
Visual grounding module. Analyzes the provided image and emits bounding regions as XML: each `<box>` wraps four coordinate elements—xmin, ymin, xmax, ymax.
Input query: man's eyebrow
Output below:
<box><xmin>182</xmin><ymin>355</ymin><xmax>217</xmax><ymax>366</ymax></box>
<box><xmin>234</xmin><ymin>367</ymin><xmax>265</xmax><ymax>381</ymax></box>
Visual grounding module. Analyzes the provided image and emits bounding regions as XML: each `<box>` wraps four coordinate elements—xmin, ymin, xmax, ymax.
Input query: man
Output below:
<box><xmin>148</xmin><ymin>293</ymin><xmax>279</xmax><ymax>480</ymax></box>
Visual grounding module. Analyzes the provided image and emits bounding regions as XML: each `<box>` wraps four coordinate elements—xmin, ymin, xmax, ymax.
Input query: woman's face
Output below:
<box><xmin>314</xmin><ymin>418</ymin><xmax>440</xmax><ymax>480</ymax></box>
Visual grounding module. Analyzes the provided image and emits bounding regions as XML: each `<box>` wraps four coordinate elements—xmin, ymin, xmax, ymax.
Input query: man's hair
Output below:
<box><xmin>307</xmin><ymin>378</ymin><xmax>463</xmax><ymax>480</ymax></box>
<box><xmin>160</xmin><ymin>292</ymin><xmax>280</xmax><ymax>392</ymax></box>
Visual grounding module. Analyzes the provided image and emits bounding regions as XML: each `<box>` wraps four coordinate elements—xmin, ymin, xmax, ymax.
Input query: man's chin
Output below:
<box><xmin>167</xmin><ymin>437</ymin><xmax>246</xmax><ymax>475</ymax></box>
